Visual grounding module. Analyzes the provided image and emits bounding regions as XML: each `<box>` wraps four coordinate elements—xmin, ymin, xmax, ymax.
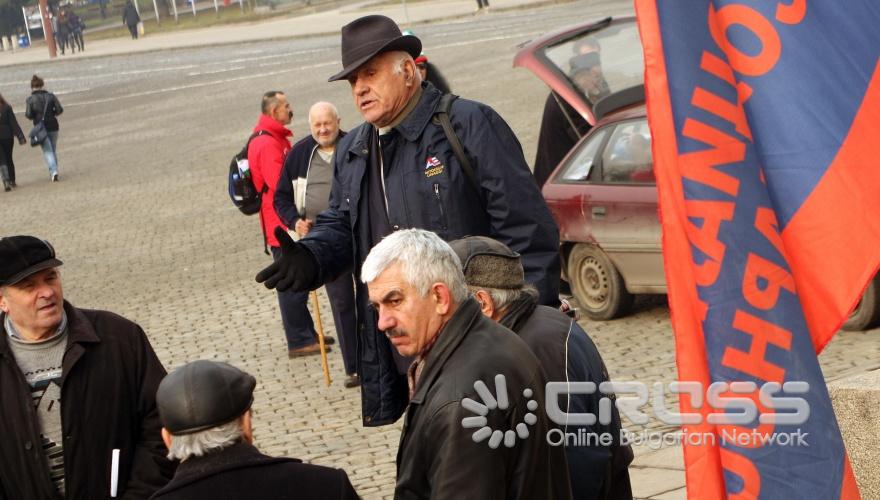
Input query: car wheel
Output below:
<box><xmin>842</xmin><ymin>273</ymin><xmax>880</xmax><ymax>331</ymax></box>
<box><xmin>568</xmin><ymin>244</ymin><xmax>633</xmax><ymax>320</ymax></box>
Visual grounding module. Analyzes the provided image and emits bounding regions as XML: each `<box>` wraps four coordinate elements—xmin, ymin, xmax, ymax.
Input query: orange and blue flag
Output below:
<box><xmin>635</xmin><ymin>0</ymin><xmax>879</xmax><ymax>498</ymax></box>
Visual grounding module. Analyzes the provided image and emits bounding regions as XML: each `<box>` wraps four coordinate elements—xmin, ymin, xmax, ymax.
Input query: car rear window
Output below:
<box><xmin>601</xmin><ymin>119</ymin><xmax>654</xmax><ymax>184</ymax></box>
<box><xmin>541</xmin><ymin>21</ymin><xmax>644</xmax><ymax>105</ymax></box>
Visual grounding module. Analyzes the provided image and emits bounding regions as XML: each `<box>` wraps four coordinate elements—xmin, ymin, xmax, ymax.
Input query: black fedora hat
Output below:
<box><xmin>328</xmin><ymin>15</ymin><xmax>422</xmax><ymax>82</ymax></box>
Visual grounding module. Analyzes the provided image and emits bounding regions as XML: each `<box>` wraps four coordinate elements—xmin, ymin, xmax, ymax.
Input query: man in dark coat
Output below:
<box><xmin>122</xmin><ymin>1</ymin><xmax>140</xmax><ymax>39</ymax></box>
<box><xmin>256</xmin><ymin>14</ymin><xmax>560</xmax><ymax>428</ymax></box>
<box><xmin>0</xmin><ymin>94</ymin><xmax>26</xmax><ymax>191</ymax></box>
<box><xmin>151</xmin><ymin>360</ymin><xmax>358</xmax><ymax>500</ymax></box>
<box><xmin>361</xmin><ymin>229</ymin><xmax>571</xmax><ymax>499</ymax></box>
<box><xmin>450</xmin><ymin>235</ymin><xmax>634</xmax><ymax>500</ymax></box>
<box><xmin>0</xmin><ymin>235</ymin><xmax>174</xmax><ymax>499</ymax></box>
<box><xmin>533</xmin><ymin>92</ymin><xmax>591</xmax><ymax>188</ymax></box>
<box><xmin>275</xmin><ymin>101</ymin><xmax>357</xmax><ymax>385</ymax></box>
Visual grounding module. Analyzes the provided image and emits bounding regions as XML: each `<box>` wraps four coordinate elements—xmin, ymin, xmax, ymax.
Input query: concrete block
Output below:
<box><xmin>828</xmin><ymin>368</ymin><xmax>880</xmax><ymax>499</ymax></box>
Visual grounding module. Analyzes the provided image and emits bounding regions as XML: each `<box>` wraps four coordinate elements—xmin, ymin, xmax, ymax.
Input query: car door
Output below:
<box><xmin>582</xmin><ymin>118</ymin><xmax>664</xmax><ymax>293</ymax></box>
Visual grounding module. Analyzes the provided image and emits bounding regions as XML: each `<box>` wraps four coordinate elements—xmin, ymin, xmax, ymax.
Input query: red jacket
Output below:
<box><xmin>248</xmin><ymin>114</ymin><xmax>292</xmax><ymax>247</ymax></box>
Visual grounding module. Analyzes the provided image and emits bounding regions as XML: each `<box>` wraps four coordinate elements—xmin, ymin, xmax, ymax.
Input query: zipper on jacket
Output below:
<box><xmin>433</xmin><ymin>183</ymin><xmax>448</xmax><ymax>230</ymax></box>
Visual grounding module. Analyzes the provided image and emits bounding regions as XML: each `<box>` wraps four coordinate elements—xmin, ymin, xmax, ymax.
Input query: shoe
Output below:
<box><xmin>3</xmin><ymin>185</ymin><xmax>10</xmax><ymax>192</ymax></box>
<box><xmin>288</xmin><ymin>342</ymin><xmax>331</xmax><ymax>358</ymax></box>
<box><xmin>51</xmin><ymin>174</ymin><xmax>59</xmax><ymax>182</ymax></box>
<box><xmin>316</xmin><ymin>335</ymin><xmax>335</xmax><ymax>345</ymax></box>
<box><xmin>344</xmin><ymin>374</ymin><xmax>360</xmax><ymax>388</ymax></box>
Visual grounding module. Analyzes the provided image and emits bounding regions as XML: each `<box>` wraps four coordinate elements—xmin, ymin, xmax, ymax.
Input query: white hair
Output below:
<box><xmin>468</xmin><ymin>284</ymin><xmax>539</xmax><ymax>312</ymax></box>
<box><xmin>166</xmin><ymin>419</ymin><xmax>243</xmax><ymax>462</ymax></box>
<box><xmin>391</xmin><ymin>51</ymin><xmax>411</xmax><ymax>75</ymax></box>
<box><xmin>361</xmin><ymin>229</ymin><xmax>469</xmax><ymax>303</ymax></box>
<box><xmin>308</xmin><ymin>101</ymin><xmax>339</xmax><ymax>122</ymax></box>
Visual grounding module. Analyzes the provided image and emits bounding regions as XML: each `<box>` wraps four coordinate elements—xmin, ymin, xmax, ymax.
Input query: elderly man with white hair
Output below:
<box><xmin>152</xmin><ymin>360</ymin><xmax>358</xmax><ymax>500</ymax></box>
<box><xmin>257</xmin><ymin>14</ymin><xmax>561</xmax><ymax>429</ymax></box>
<box><xmin>361</xmin><ymin>228</ymin><xmax>572</xmax><ymax>500</ymax></box>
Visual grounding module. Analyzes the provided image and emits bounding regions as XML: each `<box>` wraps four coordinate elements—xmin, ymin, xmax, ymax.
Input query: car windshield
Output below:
<box><xmin>540</xmin><ymin>21</ymin><xmax>644</xmax><ymax>106</ymax></box>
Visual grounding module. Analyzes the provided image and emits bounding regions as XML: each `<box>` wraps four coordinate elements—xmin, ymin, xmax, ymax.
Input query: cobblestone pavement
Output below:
<box><xmin>2</xmin><ymin>1</ymin><xmax>878</xmax><ymax>498</ymax></box>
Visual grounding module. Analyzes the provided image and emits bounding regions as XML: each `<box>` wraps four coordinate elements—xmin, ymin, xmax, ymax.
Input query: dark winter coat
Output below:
<box><xmin>122</xmin><ymin>3</ymin><xmax>140</xmax><ymax>26</ymax></box>
<box><xmin>0</xmin><ymin>102</ymin><xmax>25</xmax><ymax>141</ymax></box>
<box><xmin>514</xmin><ymin>305</ymin><xmax>634</xmax><ymax>500</ymax></box>
<box><xmin>395</xmin><ymin>298</ymin><xmax>572</xmax><ymax>500</ymax></box>
<box><xmin>25</xmin><ymin>90</ymin><xmax>63</xmax><ymax>133</ymax></box>
<box><xmin>533</xmin><ymin>92</ymin><xmax>591</xmax><ymax>188</ymax></box>
<box><xmin>299</xmin><ymin>82</ymin><xmax>561</xmax><ymax>426</ymax></box>
<box><xmin>274</xmin><ymin>131</ymin><xmax>347</xmax><ymax>227</ymax></box>
<box><xmin>149</xmin><ymin>442</ymin><xmax>358</xmax><ymax>500</ymax></box>
<box><xmin>0</xmin><ymin>302</ymin><xmax>175</xmax><ymax>500</ymax></box>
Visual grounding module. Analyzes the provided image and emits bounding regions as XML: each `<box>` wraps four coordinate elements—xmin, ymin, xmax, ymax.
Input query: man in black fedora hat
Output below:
<box><xmin>151</xmin><ymin>360</ymin><xmax>358</xmax><ymax>500</ymax></box>
<box><xmin>255</xmin><ymin>14</ymin><xmax>561</xmax><ymax>428</ymax></box>
<box><xmin>0</xmin><ymin>235</ymin><xmax>174</xmax><ymax>499</ymax></box>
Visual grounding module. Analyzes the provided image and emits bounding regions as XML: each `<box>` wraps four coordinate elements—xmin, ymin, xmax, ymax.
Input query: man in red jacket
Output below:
<box><xmin>249</xmin><ymin>91</ymin><xmax>330</xmax><ymax>357</ymax></box>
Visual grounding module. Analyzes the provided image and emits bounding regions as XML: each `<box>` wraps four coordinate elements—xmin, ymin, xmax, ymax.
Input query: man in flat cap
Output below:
<box><xmin>0</xmin><ymin>235</ymin><xmax>174</xmax><ymax>499</ymax></box>
<box><xmin>449</xmin><ymin>235</ymin><xmax>634</xmax><ymax>500</ymax></box>
<box><xmin>152</xmin><ymin>360</ymin><xmax>358</xmax><ymax>500</ymax></box>
<box><xmin>256</xmin><ymin>14</ymin><xmax>561</xmax><ymax>427</ymax></box>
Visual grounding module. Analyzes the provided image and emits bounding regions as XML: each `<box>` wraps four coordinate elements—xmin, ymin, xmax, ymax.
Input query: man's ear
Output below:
<box><xmin>432</xmin><ymin>282</ymin><xmax>453</xmax><ymax>315</ymax></box>
<box><xmin>161</xmin><ymin>428</ymin><xmax>173</xmax><ymax>450</ymax></box>
<box><xmin>241</xmin><ymin>409</ymin><xmax>254</xmax><ymax>444</ymax></box>
<box><xmin>404</xmin><ymin>58</ymin><xmax>418</xmax><ymax>86</ymax></box>
<box><xmin>474</xmin><ymin>289</ymin><xmax>495</xmax><ymax>319</ymax></box>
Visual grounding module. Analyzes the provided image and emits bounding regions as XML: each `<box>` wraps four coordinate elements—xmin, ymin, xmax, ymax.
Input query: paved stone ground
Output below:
<box><xmin>2</xmin><ymin>1</ymin><xmax>878</xmax><ymax>498</ymax></box>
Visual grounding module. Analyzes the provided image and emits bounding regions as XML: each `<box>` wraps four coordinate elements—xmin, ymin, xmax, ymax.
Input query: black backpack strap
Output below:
<box><xmin>432</xmin><ymin>94</ymin><xmax>479</xmax><ymax>195</ymax></box>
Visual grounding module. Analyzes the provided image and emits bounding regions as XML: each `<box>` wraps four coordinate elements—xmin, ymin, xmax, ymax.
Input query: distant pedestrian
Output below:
<box><xmin>151</xmin><ymin>360</ymin><xmax>359</xmax><ymax>500</ymax></box>
<box><xmin>69</xmin><ymin>11</ymin><xmax>85</xmax><ymax>52</ymax></box>
<box><xmin>25</xmin><ymin>75</ymin><xmax>63</xmax><ymax>183</ymax></box>
<box><xmin>56</xmin><ymin>9</ymin><xmax>73</xmax><ymax>55</ymax></box>
<box><xmin>123</xmin><ymin>1</ymin><xmax>140</xmax><ymax>39</ymax></box>
<box><xmin>475</xmin><ymin>0</ymin><xmax>489</xmax><ymax>12</ymax></box>
<box><xmin>0</xmin><ymin>235</ymin><xmax>175</xmax><ymax>498</ymax></box>
<box><xmin>0</xmin><ymin>93</ymin><xmax>26</xmax><ymax>192</ymax></box>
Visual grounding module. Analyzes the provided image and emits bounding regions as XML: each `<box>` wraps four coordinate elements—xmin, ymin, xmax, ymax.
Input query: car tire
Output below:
<box><xmin>842</xmin><ymin>273</ymin><xmax>880</xmax><ymax>331</ymax></box>
<box><xmin>568</xmin><ymin>243</ymin><xmax>633</xmax><ymax>320</ymax></box>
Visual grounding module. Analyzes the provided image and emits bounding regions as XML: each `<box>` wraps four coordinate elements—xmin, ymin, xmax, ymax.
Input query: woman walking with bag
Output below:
<box><xmin>0</xmin><ymin>93</ymin><xmax>26</xmax><ymax>191</ymax></box>
<box><xmin>25</xmin><ymin>75</ymin><xmax>64</xmax><ymax>183</ymax></box>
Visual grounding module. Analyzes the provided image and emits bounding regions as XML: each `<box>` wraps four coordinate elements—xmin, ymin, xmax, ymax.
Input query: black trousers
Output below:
<box><xmin>127</xmin><ymin>23</ymin><xmax>138</xmax><ymax>39</ymax></box>
<box><xmin>0</xmin><ymin>138</ymin><xmax>15</xmax><ymax>184</ymax></box>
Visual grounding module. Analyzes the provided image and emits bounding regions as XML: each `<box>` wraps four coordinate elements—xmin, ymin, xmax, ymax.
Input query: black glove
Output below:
<box><xmin>255</xmin><ymin>227</ymin><xmax>318</xmax><ymax>291</ymax></box>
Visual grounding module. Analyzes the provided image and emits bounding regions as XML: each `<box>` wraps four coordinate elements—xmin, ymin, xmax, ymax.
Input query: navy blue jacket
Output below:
<box><xmin>299</xmin><ymin>84</ymin><xmax>561</xmax><ymax>426</ymax></box>
<box><xmin>274</xmin><ymin>132</ymin><xmax>346</xmax><ymax>227</ymax></box>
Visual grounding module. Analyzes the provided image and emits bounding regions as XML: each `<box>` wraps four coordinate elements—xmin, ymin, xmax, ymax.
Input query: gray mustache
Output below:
<box><xmin>385</xmin><ymin>329</ymin><xmax>407</xmax><ymax>339</ymax></box>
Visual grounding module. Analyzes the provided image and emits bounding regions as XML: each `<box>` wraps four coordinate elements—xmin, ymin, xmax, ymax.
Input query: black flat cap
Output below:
<box><xmin>157</xmin><ymin>360</ymin><xmax>256</xmax><ymax>435</ymax></box>
<box><xmin>449</xmin><ymin>236</ymin><xmax>524</xmax><ymax>290</ymax></box>
<box><xmin>328</xmin><ymin>15</ymin><xmax>422</xmax><ymax>82</ymax></box>
<box><xmin>0</xmin><ymin>236</ymin><xmax>63</xmax><ymax>286</ymax></box>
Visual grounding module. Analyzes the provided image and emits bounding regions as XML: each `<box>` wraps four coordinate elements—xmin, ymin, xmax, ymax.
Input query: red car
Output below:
<box><xmin>515</xmin><ymin>16</ymin><xmax>879</xmax><ymax>330</ymax></box>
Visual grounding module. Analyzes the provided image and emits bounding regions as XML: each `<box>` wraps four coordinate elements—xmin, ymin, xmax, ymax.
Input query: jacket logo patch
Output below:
<box><xmin>425</xmin><ymin>156</ymin><xmax>445</xmax><ymax>178</ymax></box>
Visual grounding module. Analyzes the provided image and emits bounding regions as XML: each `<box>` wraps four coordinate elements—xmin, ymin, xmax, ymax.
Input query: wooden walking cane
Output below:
<box><xmin>310</xmin><ymin>290</ymin><xmax>332</xmax><ymax>386</ymax></box>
